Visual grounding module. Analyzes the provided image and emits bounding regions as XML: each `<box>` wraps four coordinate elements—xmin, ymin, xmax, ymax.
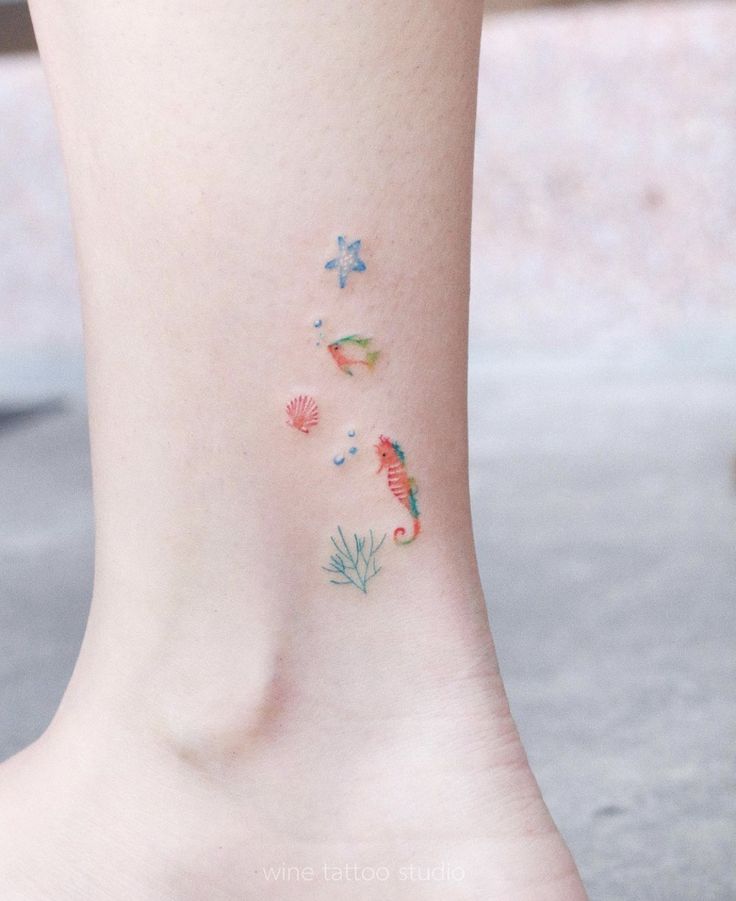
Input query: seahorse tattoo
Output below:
<box><xmin>375</xmin><ymin>435</ymin><xmax>421</xmax><ymax>544</ymax></box>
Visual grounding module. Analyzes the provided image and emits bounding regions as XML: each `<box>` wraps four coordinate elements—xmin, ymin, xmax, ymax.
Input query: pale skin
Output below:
<box><xmin>0</xmin><ymin>1</ymin><xmax>587</xmax><ymax>898</ymax></box>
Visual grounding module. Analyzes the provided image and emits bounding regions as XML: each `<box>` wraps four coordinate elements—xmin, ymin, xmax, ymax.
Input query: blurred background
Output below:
<box><xmin>1</xmin><ymin>1</ymin><xmax>735</xmax><ymax>898</ymax></box>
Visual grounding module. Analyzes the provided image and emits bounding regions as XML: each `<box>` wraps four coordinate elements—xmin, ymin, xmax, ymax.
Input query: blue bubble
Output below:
<box><xmin>347</xmin><ymin>429</ymin><xmax>356</xmax><ymax>437</ymax></box>
<box><xmin>349</xmin><ymin>447</ymin><xmax>358</xmax><ymax>455</ymax></box>
<box><xmin>333</xmin><ymin>454</ymin><xmax>345</xmax><ymax>466</ymax></box>
<box><xmin>313</xmin><ymin>319</ymin><xmax>323</xmax><ymax>328</ymax></box>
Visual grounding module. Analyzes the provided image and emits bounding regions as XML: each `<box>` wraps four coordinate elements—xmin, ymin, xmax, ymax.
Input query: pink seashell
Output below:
<box><xmin>286</xmin><ymin>394</ymin><xmax>319</xmax><ymax>433</ymax></box>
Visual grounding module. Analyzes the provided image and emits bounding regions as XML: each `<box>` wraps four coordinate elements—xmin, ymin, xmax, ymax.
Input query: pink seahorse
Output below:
<box><xmin>375</xmin><ymin>435</ymin><xmax>421</xmax><ymax>544</ymax></box>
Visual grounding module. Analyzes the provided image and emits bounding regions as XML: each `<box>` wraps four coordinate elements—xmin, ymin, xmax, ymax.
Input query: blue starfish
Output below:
<box><xmin>325</xmin><ymin>236</ymin><xmax>367</xmax><ymax>289</ymax></box>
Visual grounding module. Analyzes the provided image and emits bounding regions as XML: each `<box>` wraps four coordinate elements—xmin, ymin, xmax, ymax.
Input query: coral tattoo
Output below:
<box><xmin>286</xmin><ymin>394</ymin><xmax>319</xmax><ymax>433</ymax></box>
<box><xmin>323</xmin><ymin>527</ymin><xmax>386</xmax><ymax>594</ymax></box>
<box><xmin>324</xmin><ymin>236</ymin><xmax>366</xmax><ymax>288</ymax></box>
<box><xmin>375</xmin><ymin>435</ymin><xmax>421</xmax><ymax>544</ymax></box>
<box><xmin>327</xmin><ymin>335</ymin><xmax>380</xmax><ymax>376</ymax></box>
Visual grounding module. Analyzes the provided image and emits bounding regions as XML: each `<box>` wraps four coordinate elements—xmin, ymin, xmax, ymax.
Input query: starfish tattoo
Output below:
<box><xmin>325</xmin><ymin>236</ymin><xmax>367</xmax><ymax>289</ymax></box>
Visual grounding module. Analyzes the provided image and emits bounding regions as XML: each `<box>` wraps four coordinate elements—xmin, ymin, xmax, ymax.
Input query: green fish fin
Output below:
<box><xmin>365</xmin><ymin>350</ymin><xmax>380</xmax><ymax>368</ymax></box>
<box><xmin>340</xmin><ymin>335</ymin><xmax>371</xmax><ymax>347</ymax></box>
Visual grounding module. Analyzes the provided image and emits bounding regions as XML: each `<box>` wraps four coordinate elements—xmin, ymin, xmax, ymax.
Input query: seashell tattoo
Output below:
<box><xmin>286</xmin><ymin>394</ymin><xmax>320</xmax><ymax>433</ymax></box>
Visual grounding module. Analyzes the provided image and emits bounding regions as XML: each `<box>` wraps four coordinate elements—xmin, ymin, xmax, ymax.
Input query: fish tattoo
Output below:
<box><xmin>375</xmin><ymin>435</ymin><xmax>421</xmax><ymax>544</ymax></box>
<box><xmin>328</xmin><ymin>335</ymin><xmax>380</xmax><ymax>376</ymax></box>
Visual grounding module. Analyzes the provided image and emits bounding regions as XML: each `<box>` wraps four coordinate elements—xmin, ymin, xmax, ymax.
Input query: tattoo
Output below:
<box><xmin>332</xmin><ymin>428</ymin><xmax>360</xmax><ymax>466</ymax></box>
<box><xmin>286</xmin><ymin>394</ymin><xmax>320</xmax><ymax>433</ymax></box>
<box><xmin>375</xmin><ymin>435</ymin><xmax>421</xmax><ymax>544</ymax></box>
<box><xmin>327</xmin><ymin>335</ymin><xmax>380</xmax><ymax>376</ymax></box>
<box><xmin>313</xmin><ymin>318</ymin><xmax>325</xmax><ymax>347</ymax></box>
<box><xmin>324</xmin><ymin>236</ymin><xmax>367</xmax><ymax>289</ymax></box>
<box><xmin>323</xmin><ymin>527</ymin><xmax>386</xmax><ymax>594</ymax></box>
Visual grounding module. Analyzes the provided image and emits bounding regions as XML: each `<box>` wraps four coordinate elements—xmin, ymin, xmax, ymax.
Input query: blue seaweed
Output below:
<box><xmin>323</xmin><ymin>527</ymin><xmax>386</xmax><ymax>594</ymax></box>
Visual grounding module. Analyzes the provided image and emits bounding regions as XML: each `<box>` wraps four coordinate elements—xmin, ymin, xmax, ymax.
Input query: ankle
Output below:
<box><xmin>59</xmin><ymin>585</ymin><xmax>513</xmax><ymax>780</ymax></box>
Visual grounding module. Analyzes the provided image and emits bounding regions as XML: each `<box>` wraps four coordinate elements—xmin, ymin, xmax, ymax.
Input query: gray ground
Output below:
<box><xmin>1</xmin><ymin>2</ymin><xmax>735</xmax><ymax>899</ymax></box>
<box><xmin>471</xmin><ymin>345</ymin><xmax>736</xmax><ymax>901</ymax></box>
